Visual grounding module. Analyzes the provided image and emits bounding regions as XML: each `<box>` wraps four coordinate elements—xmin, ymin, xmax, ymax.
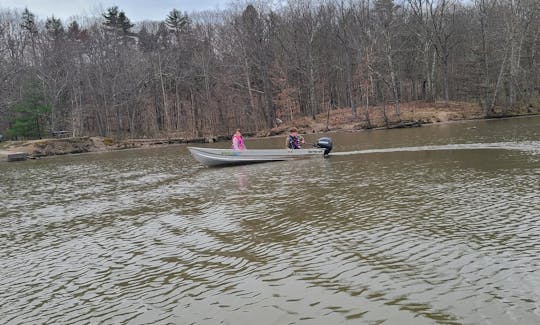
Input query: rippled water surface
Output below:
<box><xmin>1</xmin><ymin>117</ymin><xmax>540</xmax><ymax>324</ymax></box>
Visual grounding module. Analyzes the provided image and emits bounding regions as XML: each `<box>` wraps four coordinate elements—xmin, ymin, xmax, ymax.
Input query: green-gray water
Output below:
<box><xmin>1</xmin><ymin>117</ymin><xmax>539</xmax><ymax>324</ymax></box>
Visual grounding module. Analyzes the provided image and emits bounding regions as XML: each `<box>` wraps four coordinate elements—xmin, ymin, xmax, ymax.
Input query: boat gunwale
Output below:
<box><xmin>188</xmin><ymin>146</ymin><xmax>326</xmax><ymax>167</ymax></box>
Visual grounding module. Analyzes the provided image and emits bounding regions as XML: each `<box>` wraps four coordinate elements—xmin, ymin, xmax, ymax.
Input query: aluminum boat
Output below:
<box><xmin>188</xmin><ymin>137</ymin><xmax>333</xmax><ymax>167</ymax></box>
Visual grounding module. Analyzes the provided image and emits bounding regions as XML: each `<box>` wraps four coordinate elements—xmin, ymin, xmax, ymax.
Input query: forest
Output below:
<box><xmin>0</xmin><ymin>0</ymin><xmax>539</xmax><ymax>139</ymax></box>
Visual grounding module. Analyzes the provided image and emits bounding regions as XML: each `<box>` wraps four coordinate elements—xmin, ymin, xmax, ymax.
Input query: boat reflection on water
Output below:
<box><xmin>236</xmin><ymin>167</ymin><xmax>249</xmax><ymax>191</ymax></box>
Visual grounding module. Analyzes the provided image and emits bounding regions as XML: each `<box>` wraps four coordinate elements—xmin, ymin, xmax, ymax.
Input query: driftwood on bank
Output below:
<box><xmin>386</xmin><ymin>121</ymin><xmax>424</xmax><ymax>129</ymax></box>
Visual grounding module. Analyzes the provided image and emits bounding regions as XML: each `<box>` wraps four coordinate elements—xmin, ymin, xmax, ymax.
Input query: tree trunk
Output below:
<box><xmin>387</xmin><ymin>51</ymin><xmax>401</xmax><ymax>120</ymax></box>
<box><xmin>346</xmin><ymin>51</ymin><xmax>356</xmax><ymax>118</ymax></box>
<box><xmin>364</xmin><ymin>93</ymin><xmax>371</xmax><ymax>128</ymax></box>
<box><xmin>241</xmin><ymin>43</ymin><xmax>256</xmax><ymax>121</ymax></box>
<box><xmin>158</xmin><ymin>52</ymin><xmax>169</xmax><ymax>132</ymax></box>
<box><xmin>443</xmin><ymin>52</ymin><xmax>450</xmax><ymax>108</ymax></box>
<box><xmin>308</xmin><ymin>51</ymin><xmax>317</xmax><ymax>120</ymax></box>
<box><xmin>430</xmin><ymin>50</ymin><xmax>437</xmax><ymax>103</ymax></box>
<box><xmin>490</xmin><ymin>46</ymin><xmax>509</xmax><ymax>113</ymax></box>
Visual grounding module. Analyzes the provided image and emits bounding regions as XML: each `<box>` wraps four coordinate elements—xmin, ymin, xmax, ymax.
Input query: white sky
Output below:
<box><xmin>0</xmin><ymin>0</ymin><xmax>230</xmax><ymax>22</ymax></box>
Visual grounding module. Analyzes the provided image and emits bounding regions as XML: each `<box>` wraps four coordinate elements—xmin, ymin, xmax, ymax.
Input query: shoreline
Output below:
<box><xmin>1</xmin><ymin>110</ymin><xmax>539</xmax><ymax>161</ymax></box>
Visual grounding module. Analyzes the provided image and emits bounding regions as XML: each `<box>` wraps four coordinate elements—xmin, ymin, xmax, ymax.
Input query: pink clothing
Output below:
<box><xmin>232</xmin><ymin>134</ymin><xmax>245</xmax><ymax>150</ymax></box>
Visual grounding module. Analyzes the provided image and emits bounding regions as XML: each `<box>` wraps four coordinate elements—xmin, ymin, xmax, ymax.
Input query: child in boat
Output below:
<box><xmin>285</xmin><ymin>127</ymin><xmax>304</xmax><ymax>149</ymax></box>
<box><xmin>232</xmin><ymin>129</ymin><xmax>246</xmax><ymax>150</ymax></box>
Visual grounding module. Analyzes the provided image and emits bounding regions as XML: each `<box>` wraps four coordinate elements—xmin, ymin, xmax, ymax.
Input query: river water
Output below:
<box><xmin>1</xmin><ymin>117</ymin><xmax>539</xmax><ymax>324</ymax></box>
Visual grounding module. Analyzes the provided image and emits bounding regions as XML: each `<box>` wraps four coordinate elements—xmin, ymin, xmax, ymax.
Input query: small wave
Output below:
<box><xmin>330</xmin><ymin>141</ymin><xmax>540</xmax><ymax>156</ymax></box>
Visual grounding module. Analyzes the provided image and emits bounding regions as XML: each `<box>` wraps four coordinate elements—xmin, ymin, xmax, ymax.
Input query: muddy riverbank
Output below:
<box><xmin>0</xmin><ymin>136</ymin><xmax>223</xmax><ymax>160</ymax></box>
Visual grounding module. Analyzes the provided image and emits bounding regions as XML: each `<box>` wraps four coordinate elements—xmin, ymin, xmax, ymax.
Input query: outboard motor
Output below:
<box><xmin>314</xmin><ymin>137</ymin><xmax>333</xmax><ymax>156</ymax></box>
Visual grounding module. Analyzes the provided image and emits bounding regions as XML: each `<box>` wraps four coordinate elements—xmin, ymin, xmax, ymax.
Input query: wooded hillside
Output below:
<box><xmin>1</xmin><ymin>0</ymin><xmax>539</xmax><ymax>139</ymax></box>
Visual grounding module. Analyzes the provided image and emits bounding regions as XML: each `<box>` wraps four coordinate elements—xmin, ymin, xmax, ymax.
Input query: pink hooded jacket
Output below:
<box><xmin>232</xmin><ymin>134</ymin><xmax>245</xmax><ymax>150</ymax></box>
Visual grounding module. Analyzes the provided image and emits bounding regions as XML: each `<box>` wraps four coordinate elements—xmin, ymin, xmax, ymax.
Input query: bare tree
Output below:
<box><xmin>426</xmin><ymin>0</ymin><xmax>460</xmax><ymax>108</ymax></box>
<box><xmin>374</xmin><ymin>0</ymin><xmax>402</xmax><ymax>120</ymax></box>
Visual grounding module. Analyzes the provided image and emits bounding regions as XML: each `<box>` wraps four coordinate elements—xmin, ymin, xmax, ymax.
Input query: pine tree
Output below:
<box><xmin>67</xmin><ymin>21</ymin><xmax>81</xmax><ymax>39</ymax></box>
<box><xmin>20</xmin><ymin>8</ymin><xmax>38</xmax><ymax>35</ymax></box>
<box><xmin>165</xmin><ymin>9</ymin><xmax>190</xmax><ymax>33</ymax></box>
<box><xmin>7</xmin><ymin>82</ymin><xmax>52</xmax><ymax>139</ymax></box>
<box><xmin>103</xmin><ymin>6</ymin><xmax>134</xmax><ymax>36</ymax></box>
<box><xmin>45</xmin><ymin>16</ymin><xmax>64</xmax><ymax>39</ymax></box>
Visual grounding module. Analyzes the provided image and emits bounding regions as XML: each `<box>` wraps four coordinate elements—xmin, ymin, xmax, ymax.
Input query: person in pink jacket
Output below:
<box><xmin>232</xmin><ymin>129</ymin><xmax>246</xmax><ymax>150</ymax></box>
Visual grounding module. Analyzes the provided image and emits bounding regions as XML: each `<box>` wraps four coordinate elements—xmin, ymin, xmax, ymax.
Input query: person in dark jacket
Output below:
<box><xmin>285</xmin><ymin>127</ymin><xmax>304</xmax><ymax>149</ymax></box>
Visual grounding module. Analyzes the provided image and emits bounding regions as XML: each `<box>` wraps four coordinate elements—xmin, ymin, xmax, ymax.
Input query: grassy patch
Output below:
<box><xmin>103</xmin><ymin>137</ymin><xmax>114</xmax><ymax>146</ymax></box>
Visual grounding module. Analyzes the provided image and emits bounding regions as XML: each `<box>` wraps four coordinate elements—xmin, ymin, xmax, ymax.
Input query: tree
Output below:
<box><xmin>239</xmin><ymin>4</ymin><xmax>277</xmax><ymax>127</ymax></box>
<box><xmin>20</xmin><ymin>8</ymin><xmax>39</xmax><ymax>64</ymax></box>
<box><xmin>45</xmin><ymin>16</ymin><xmax>64</xmax><ymax>38</ymax></box>
<box><xmin>20</xmin><ymin>8</ymin><xmax>37</xmax><ymax>35</ymax></box>
<box><xmin>166</xmin><ymin>9</ymin><xmax>190</xmax><ymax>34</ymax></box>
<box><xmin>67</xmin><ymin>20</ymin><xmax>81</xmax><ymax>39</ymax></box>
<box><xmin>427</xmin><ymin>0</ymin><xmax>460</xmax><ymax>108</ymax></box>
<box><xmin>374</xmin><ymin>0</ymin><xmax>402</xmax><ymax>120</ymax></box>
<box><xmin>103</xmin><ymin>6</ymin><xmax>134</xmax><ymax>36</ymax></box>
<box><xmin>7</xmin><ymin>82</ymin><xmax>52</xmax><ymax>139</ymax></box>
<box><xmin>407</xmin><ymin>0</ymin><xmax>436</xmax><ymax>102</ymax></box>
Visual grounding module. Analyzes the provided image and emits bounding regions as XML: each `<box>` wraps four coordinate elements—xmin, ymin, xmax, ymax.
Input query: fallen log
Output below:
<box><xmin>7</xmin><ymin>152</ymin><xmax>27</xmax><ymax>162</ymax></box>
<box><xmin>387</xmin><ymin>121</ymin><xmax>423</xmax><ymax>129</ymax></box>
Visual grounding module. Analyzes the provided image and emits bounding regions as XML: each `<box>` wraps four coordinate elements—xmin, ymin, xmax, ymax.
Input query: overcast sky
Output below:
<box><xmin>0</xmin><ymin>0</ymin><xmax>230</xmax><ymax>22</ymax></box>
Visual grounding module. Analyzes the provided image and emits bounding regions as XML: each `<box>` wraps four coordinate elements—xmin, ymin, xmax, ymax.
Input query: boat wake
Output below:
<box><xmin>330</xmin><ymin>141</ymin><xmax>540</xmax><ymax>156</ymax></box>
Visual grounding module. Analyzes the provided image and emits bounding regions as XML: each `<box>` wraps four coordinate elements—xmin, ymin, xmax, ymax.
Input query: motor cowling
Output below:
<box><xmin>314</xmin><ymin>137</ymin><xmax>333</xmax><ymax>156</ymax></box>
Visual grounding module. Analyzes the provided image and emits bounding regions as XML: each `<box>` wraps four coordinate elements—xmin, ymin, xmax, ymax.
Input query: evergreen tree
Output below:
<box><xmin>45</xmin><ymin>16</ymin><xmax>64</xmax><ymax>38</ymax></box>
<box><xmin>66</xmin><ymin>20</ymin><xmax>88</xmax><ymax>40</ymax></box>
<box><xmin>103</xmin><ymin>6</ymin><xmax>134</xmax><ymax>35</ymax></box>
<box><xmin>67</xmin><ymin>21</ymin><xmax>80</xmax><ymax>33</ymax></box>
<box><xmin>20</xmin><ymin>8</ymin><xmax>38</xmax><ymax>35</ymax></box>
<box><xmin>166</xmin><ymin>9</ymin><xmax>190</xmax><ymax>33</ymax></box>
<box><xmin>7</xmin><ymin>82</ymin><xmax>52</xmax><ymax>139</ymax></box>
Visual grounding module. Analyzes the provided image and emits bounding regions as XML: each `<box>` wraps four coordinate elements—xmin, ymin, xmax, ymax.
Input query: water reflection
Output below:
<box><xmin>0</xmin><ymin>117</ymin><xmax>539</xmax><ymax>324</ymax></box>
<box><xmin>236</xmin><ymin>167</ymin><xmax>249</xmax><ymax>191</ymax></box>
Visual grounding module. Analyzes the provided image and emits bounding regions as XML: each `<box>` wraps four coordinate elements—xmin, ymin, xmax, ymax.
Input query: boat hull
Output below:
<box><xmin>188</xmin><ymin>147</ymin><xmax>326</xmax><ymax>167</ymax></box>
